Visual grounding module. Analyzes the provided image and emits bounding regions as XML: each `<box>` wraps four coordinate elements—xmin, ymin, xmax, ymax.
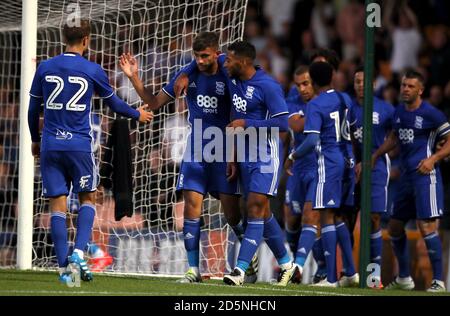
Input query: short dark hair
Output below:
<box><xmin>354</xmin><ymin>65</ymin><xmax>365</xmax><ymax>74</ymax></box>
<box><xmin>192</xmin><ymin>32</ymin><xmax>219</xmax><ymax>51</ymax></box>
<box><xmin>63</xmin><ymin>19</ymin><xmax>91</xmax><ymax>45</ymax></box>
<box><xmin>309</xmin><ymin>61</ymin><xmax>333</xmax><ymax>87</ymax></box>
<box><xmin>294</xmin><ymin>65</ymin><xmax>309</xmax><ymax>76</ymax></box>
<box><xmin>403</xmin><ymin>69</ymin><xmax>425</xmax><ymax>86</ymax></box>
<box><xmin>227</xmin><ymin>41</ymin><xmax>256</xmax><ymax>61</ymax></box>
<box><xmin>310</xmin><ymin>48</ymin><xmax>340</xmax><ymax>71</ymax></box>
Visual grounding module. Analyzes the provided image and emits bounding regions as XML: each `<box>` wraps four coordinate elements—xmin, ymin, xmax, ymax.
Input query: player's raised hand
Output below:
<box><xmin>119</xmin><ymin>52</ymin><xmax>138</xmax><ymax>78</ymax></box>
<box><xmin>174</xmin><ymin>73</ymin><xmax>189</xmax><ymax>98</ymax></box>
<box><xmin>31</xmin><ymin>142</ymin><xmax>40</xmax><ymax>158</ymax></box>
<box><xmin>417</xmin><ymin>157</ymin><xmax>436</xmax><ymax>175</ymax></box>
<box><xmin>137</xmin><ymin>104</ymin><xmax>154</xmax><ymax>123</ymax></box>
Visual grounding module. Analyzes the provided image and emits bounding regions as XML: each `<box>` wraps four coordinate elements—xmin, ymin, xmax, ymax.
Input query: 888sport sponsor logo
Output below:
<box><xmin>233</xmin><ymin>94</ymin><xmax>247</xmax><ymax>114</ymax></box>
<box><xmin>196</xmin><ymin>95</ymin><xmax>218</xmax><ymax>114</ymax></box>
<box><xmin>398</xmin><ymin>128</ymin><xmax>414</xmax><ymax>144</ymax></box>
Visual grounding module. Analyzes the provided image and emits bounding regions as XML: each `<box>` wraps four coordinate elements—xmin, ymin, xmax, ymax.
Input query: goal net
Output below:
<box><xmin>0</xmin><ymin>0</ymin><xmax>248</xmax><ymax>277</ymax></box>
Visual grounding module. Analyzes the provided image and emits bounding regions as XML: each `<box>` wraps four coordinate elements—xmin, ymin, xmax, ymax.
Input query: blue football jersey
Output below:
<box><xmin>163</xmin><ymin>70</ymin><xmax>231</xmax><ymax>130</ymax></box>
<box><xmin>29</xmin><ymin>52</ymin><xmax>114</xmax><ymax>152</ymax></box>
<box><xmin>393</xmin><ymin>101</ymin><xmax>450</xmax><ymax>179</ymax></box>
<box><xmin>304</xmin><ymin>89</ymin><xmax>347</xmax><ymax>179</ymax></box>
<box><xmin>337</xmin><ymin>92</ymin><xmax>354</xmax><ymax>162</ymax></box>
<box><xmin>227</xmin><ymin>68</ymin><xmax>288</xmax><ymax>163</ymax></box>
<box><xmin>350</xmin><ymin>97</ymin><xmax>395</xmax><ymax>182</ymax></box>
<box><xmin>286</xmin><ymin>94</ymin><xmax>317</xmax><ymax>173</ymax></box>
<box><xmin>286</xmin><ymin>85</ymin><xmax>299</xmax><ymax>99</ymax></box>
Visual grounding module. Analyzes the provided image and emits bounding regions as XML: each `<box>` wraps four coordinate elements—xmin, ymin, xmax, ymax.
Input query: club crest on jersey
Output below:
<box><xmin>56</xmin><ymin>129</ymin><xmax>73</xmax><ymax>140</ymax></box>
<box><xmin>415</xmin><ymin>116</ymin><xmax>423</xmax><ymax>129</ymax></box>
<box><xmin>245</xmin><ymin>86</ymin><xmax>255</xmax><ymax>99</ymax></box>
<box><xmin>215</xmin><ymin>81</ymin><xmax>225</xmax><ymax>95</ymax></box>
<box><xmin>373</xmin><ymin>112</ymin><xmax>380</xmax><ymax>125</ymax></box>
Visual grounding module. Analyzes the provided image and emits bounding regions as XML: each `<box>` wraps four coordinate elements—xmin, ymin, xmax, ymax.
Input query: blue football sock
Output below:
<box><xmin>312</xmin><ymin>237</ymin><xmax>326</xmax><ymax>272</ymax></box>
<box><xmin>336</xmin><ymin>221</ymin><xmax>356</xmax><ymax>276</ymax></box>
<box><xmin>424</xmin><ymin>232</ymin><xmax>443</xmax><ymax>281</ymax></box>
<box><xmin>50</xmin><ymin>212</ymin><xmax>69</xmax><ymax>267</ymax></box>
<box><xmin>236</xmin><ymin>218</ymin><xmax>264</xmax><ymax>272</ymax></box>
<box><xmin>231</xmin><ymin>219</ymin><xmax>246</xmax><ymax>242</ymax></box>
<box><xmin>263</xmin><ymin>214</ymin><xmax>290</xmax><ymax>265</ymax></box>
<box><xmin>294</xmin><ymin>225</ymin><xmax>317</xmax><ymax>267</ymax></box>
<box><xmin>321</xmin><ymin>224</ymin><xmax>337</xmax><ymax>283</ymax></box>
<box><xmin>74</xmin><ymin>204</ymin><xmax>95</xmax><ymax>254</ymax></box>
<box><xmin>285</xmin><ymin>226</ymin><xmax>300</xmax><ymax>255</ymax></box>
<box><xmin>370</xmin><ymin>229</ymin><xmax>382</xmax><ymax>265</ymax></box>
<box><xmin>390</xmin><ymin>233</ymin><xmax>410</xmax><ymax>278</ymax></box>
<box><xmin>183</xmin><ymin>218</ymin><xmax>201</xmax><ymax>268</ymax></box>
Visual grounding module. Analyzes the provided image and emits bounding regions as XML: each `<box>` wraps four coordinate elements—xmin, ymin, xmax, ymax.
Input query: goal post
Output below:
<box><xmin>17</xmin><ymin>0</ymin><xmax>38</xmax><ymax>270</ymax></box>
<box><xmin>7</xmin><ymin>0</ymin><xmax>248</xmax><ymax>276</ymax></box>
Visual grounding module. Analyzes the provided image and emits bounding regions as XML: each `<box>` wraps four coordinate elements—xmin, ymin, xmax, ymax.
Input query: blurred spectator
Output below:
<box><xmin>337</xmin><ymin>0</ymin><xmax>365</xmax><ymax>61</ymax></box>
<box><xmin>262</xmin><ymin>0</ymin><xmax>296</xmax><ymax>39</ymax></box>
<box><xmin>428</xmin><ymin>85</ymin><xmax>445</xmax><ymax>108</ymax></box>
<box><xmin>427</xmin><ymin>25</ymin><xmax>450</xmax><ymax>87</ymax></box>
<box><xmin>311</xmin><ymin>0</ymin><xmax>336</xmax><ymax>50</ymax></box>
<box><xmin>382</xmin><ymin>81</ymin><xmax>401</xmax><ymax>107</ymax></box>
<box><xmin>383</xmin><ymin>1</ymin><xmax>422</xmax><ymax>74</ymax></box>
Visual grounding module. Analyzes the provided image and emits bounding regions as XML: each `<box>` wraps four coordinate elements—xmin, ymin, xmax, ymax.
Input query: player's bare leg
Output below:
<box><xmin>178</xmin><ymin>190</ymin><xmax>204</xmax><ymax>283</ymax></box>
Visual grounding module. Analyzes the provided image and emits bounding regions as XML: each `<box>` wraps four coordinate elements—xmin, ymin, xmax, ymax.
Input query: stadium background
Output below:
<box><xmin>0</xmin><ymin>0</ymin><xmax>450</xmax><ymax>291</ymax></box>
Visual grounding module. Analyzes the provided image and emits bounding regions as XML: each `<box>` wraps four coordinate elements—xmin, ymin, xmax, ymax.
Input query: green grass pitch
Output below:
<box><xmin>0</xmin><ymin>270</ymin><xmax>448</xmax><ymax>296</ymax></box>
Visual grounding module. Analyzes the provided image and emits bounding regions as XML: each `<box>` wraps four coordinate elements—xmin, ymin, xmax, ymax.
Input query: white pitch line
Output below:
<box><xmin>193</xmin><ymin>282</ymin><xmax>361</xmax><ymax>296</ymax></box>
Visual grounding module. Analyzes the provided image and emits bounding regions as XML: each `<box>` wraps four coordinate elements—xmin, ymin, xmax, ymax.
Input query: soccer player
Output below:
<box><xmin>27</xmin><ymin>19</ymin><xmax>153</xmax><ymax>284</ymax></box>
<box><xmin>372</xmin><ymin>70</ymin><xmax>450</xmax><ymax>292</ymax></box>
<box><xmin>283</xmin><ymin>66</ymin><xmax>327</xmax><ymax>284</ymax></box>
<box><xmin>174</xmin><ymin>41</ymin><xmax>296</xmax><ymax>286</ymax></box>
<box><xmin>348</xmin><ymin>66</ymin><xmax>395</xmax><ymax>288</ymax></box>
<box><xmin>119</xmin><ymin>32</ymin><xmax>258</xmax><ymax>283</ymax></box>
<box><xmin>221</xmin><ymin>41</ymin><xmax>295</xmax><ymax>286</ymax></box>
<box><xmin>287</xmin><ymin>61</ymin><xmax>350</xmax><ymax>287</ymax></box>
<box><xmin>310</xmin><ymin>49</ymin><xmax>358</xmax><ymax>285</ymax></box>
